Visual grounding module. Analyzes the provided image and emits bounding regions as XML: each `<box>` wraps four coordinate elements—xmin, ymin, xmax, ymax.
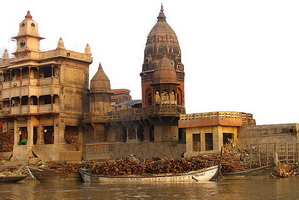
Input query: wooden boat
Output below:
<box><xmin>29</xmin><ymin>166</ymin><xmax>81</xmax><ymax>183</ymax></box>
<box><xmin>79</xmin><ymin>165</ymin><xmax>219</xmax><ymax>183</ymax></box>
<box><xmin>0</xmin><ymin>174</ymin><xmax>27</xmax><ymax>183</ymax></box>
<box><xmin>222</xmin><ymin>165</ymin><xmax>273</xmax><ymax>180</ymax></box>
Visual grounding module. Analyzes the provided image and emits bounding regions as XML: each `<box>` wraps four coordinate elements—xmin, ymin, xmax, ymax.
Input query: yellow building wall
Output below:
<box><xmin>185</xmin><ymin>126</ymin><xmax>238</xmax><ymax>157</ymax></box>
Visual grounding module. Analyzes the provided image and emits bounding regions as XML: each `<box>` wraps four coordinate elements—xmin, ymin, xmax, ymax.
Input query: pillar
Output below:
<box><xmin>13</xmin><ymin>120</ymin><xmax>19</xmax><ymax>146</ymax></box>
<box><xmin>27</xmin><ymin>117</ymin><xmax>33</xmax><ymax>146</ymax></box>
<box><xmin>54</xmin><ymin>116</ymin><xmax>65</xmax><ymax>144</ymax></box>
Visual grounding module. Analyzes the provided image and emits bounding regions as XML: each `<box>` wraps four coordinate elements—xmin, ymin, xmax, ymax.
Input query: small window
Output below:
<box><xmin>205</xmin><ymin>133</ymin><xmax>213</xmax><ymax>151</ymax></box>
<box><xmin>22</xmin><ymin>23</ymin><xmax>25</xmax><ymax>27</ymax></box>
<box><xmin>31</xmin><ymin>23</ymin><xmax>35</xmax><ymax>27</ymax></box>
<box><xmin>223</xmin><ymin>133</ymin><xmax>233</xmax><ymax>145</ymax></box>
<box><xmin>193</xmin><ymin>134</ymin><xmax>201</xmax><ymax>151</ymax></box>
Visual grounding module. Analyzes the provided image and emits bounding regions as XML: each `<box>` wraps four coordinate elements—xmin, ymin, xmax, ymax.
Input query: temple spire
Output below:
<box><xmin>157</xmin><ymin>4</ymin><xmax>166</xmax><ymax>21</ymax></box>
<box><xmin>25</xmin><ymin>10</ymin><xmax>32</xmax><ymax>19</ymax></box>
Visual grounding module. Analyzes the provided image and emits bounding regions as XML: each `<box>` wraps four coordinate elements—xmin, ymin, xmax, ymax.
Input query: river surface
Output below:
<box><xmin>1</xmin><ymin>179</ymin><xmax>299</xmax><ymax>200</ymax></box>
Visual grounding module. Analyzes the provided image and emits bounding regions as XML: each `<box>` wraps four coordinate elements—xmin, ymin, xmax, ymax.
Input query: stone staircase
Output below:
<box><xmin>31</xmin><ymin>146</ymin><xmax>52</xmax><ymax>161</ymax></box>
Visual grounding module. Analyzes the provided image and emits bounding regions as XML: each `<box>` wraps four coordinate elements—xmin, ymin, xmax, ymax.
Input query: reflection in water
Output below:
<box><xmin>1</xmin><ymin>179</ymin><xmax>299</xmax><ymax>200</ymax></box>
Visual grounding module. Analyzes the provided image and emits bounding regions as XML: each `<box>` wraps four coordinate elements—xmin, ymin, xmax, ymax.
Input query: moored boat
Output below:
<box><xmin>222</xmin><ymin>165</ymin><xmax>273</xmax><ymax>180</ymax></box>
<box><xmin>29</xmin><ymin>166</ymin><xmax>81</xmax><ymax>183</ymax></box>
<box><xmin>80</xmin><ymin>165</ymin><xmax>219</xmax><ymax>183</ymax></box>
<box><xmin>0</xmin><ymin>174</ymin><xmax>27</xmax><ymax>183</ymax></box>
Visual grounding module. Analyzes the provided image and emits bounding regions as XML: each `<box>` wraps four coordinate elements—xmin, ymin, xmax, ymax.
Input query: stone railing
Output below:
<box><xmin>0</xmin><ymin>104</ymin><xmax>59</xmax><ymax>116</ymax></box>
<box><xmin>7</xmin><ymin>49</ymin><xmax>92</xmax><ymax>64</ymax></box>
<box><xmin>83</xmin><ymin>105</ymin><xmax>185</xmax><ymax>122</ymax></box>
<box><xmin>108</xmin><ymin>105</ymin><xmax>185</xmax><ymax>121</ymax></box>
<box><xmin>40</xmin><ymin>50</ymin><xmax>92</xmax><ymax>63</ymax></box>
<box><xmin>180</xmin><ymin>111</ymin><xmax>254</xmax><ymax>121</ymax></box>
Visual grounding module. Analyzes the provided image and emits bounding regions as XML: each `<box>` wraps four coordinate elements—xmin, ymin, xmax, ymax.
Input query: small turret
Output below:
<box><xmin>2</xmin><ymin>49</ymin><xmax>9</xmax><ymax>60</ymax></box>
<box><xmin>56</xmin><ymin>37</ymin><xmax>65</xmax><ymax>50</ymax></box>
<box><xmin>12</xmin><ymin>10</ymin><xmax>44</xmax><ymax>55</ymax></box>
<box><xmin>85</xmin><ymin>44</ymin><xmax>91</xmax><ymax>55</ymax></box>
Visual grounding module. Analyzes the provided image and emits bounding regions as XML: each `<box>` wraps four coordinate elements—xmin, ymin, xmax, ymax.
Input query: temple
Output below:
<box><xmin>0</xmin><ymin>8</ymin><xmax>298</xmax><ymax>161</ymax></box>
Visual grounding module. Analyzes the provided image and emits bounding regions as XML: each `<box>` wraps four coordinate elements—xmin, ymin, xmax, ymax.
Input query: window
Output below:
<box><xmin>178</xmin><ymin>128</ymin><xmax>186</xmax><ymax>143</ymax></box>
<box><xmin>205</xmin><ymin>133</ymin><xmax>213</xmax><ymax>151</ymax></box>
<box><xmin>39</xmin><ymin>95</ymin><xmax>52</xmax><ymax>105</ymax></box>
<box><xmin>193</xmin><ymin>134</ymin><xmax>201</xmax><ymax>151</ymax></box>
<box><xmin>223</xmin><ymin>133</ymin><xmax>233</xmax><ymax>145</ymax></box>
<box><xmin>21</xmin><ymin>96</ymin><xmax>28</xmax><ymax>105</ymax></box>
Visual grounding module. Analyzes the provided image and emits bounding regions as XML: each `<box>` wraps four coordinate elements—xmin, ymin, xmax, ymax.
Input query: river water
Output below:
<box><xmin>1</xmin><ymin>179</ymin><xmax>299</xmax><ymax>200</ymax></box>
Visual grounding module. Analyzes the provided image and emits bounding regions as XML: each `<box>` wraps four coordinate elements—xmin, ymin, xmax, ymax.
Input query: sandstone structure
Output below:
<box><xmin>0</xmin><ymin>8</ymin><xmax>298</xmax><ymax>161</ymax></box>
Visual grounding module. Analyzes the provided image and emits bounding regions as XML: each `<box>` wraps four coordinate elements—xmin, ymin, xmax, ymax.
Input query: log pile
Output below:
<box><xmin>0</xmin><ymin>131</ymin><xmax>14</xmax><ymax>152</ymax></box>
<box><xmin>0</xmin><ymin>166</ymin><xmax>28</xmax><ymax>175</ymax></box>
<box><xmin>35</xmin><ymin>151</ymin><xmax>248</xmax><ymax>175</ymax></box>
<box><xmin>36</xmin><ymin>161</ymin><xmax>94</xmax><ymax>174</ymax></box>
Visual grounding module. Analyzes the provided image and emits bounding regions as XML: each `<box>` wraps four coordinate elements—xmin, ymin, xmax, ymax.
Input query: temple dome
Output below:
<box><xmin>143</xmin><ymin>5</ymin><xmax>182</xmax><ymax>71</ymax></box>
<box><xmin>90</xmin><ymin>63</ymin><xmax>111</xmax><ymax>93</ymax></box>
<box><xmin>153</xmin><ymin>53</ymin><xmax>177</xmax><ymax>84</ymax></box>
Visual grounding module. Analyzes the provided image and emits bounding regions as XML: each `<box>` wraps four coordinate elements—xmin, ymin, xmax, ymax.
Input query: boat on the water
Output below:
<box><xmin>0</xmin><ymin>174</ymin><xmax>27</xmax><ymax>183</ymax></box>
<box><xmin>79</xmin><ymin>165</ymin><xmax>219</xmax><ymax>183</ymax></box>
<box><xmin>29</xmin><ymin>166</ymin><xmax>81</xmax><ymax>183</ymax></box>
<box><xmin>222</xmin><ymin>165</ymin><xmax>273</xmax><ymax>180</ymax></box>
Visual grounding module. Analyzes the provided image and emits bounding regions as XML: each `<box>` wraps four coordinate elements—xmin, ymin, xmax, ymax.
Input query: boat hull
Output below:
<box><xmin>80</xmin><ymin>165</ymin><xmax>219</xmax><ymax>183</ymax></box>
<box><xmin>0</xmin><ymin>175</ymin><xmax>27</xmax><ymax>183</ymax></box>
<box><xmin>29</xmin><ymin>167</ymin><xmax>81</xmax><ymax>183</ymax></box>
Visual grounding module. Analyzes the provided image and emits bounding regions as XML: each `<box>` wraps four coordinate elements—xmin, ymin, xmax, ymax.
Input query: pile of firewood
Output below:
<box><xmin>91</xmin><ymin>156</ymin><xmax>220</xmax><ymax>175</ymax></box>
<box><xmin>35</xmin><ymin>152</ymin><xmax>247</xmax><ymax>176</ymax></box>
<box><xmin>0</xmin><ymin>131</ymin><xmax>14</xmax><ymax>152</ymax></box>
<box><xmin>36</xmin><ymin>161</ymin><xmax>93</xmax><ymax>174</ymax></box>
<box><xmin>0</xmin><ymin>166</ymin><xmax>28</xmax><ymax>175</ymax></box>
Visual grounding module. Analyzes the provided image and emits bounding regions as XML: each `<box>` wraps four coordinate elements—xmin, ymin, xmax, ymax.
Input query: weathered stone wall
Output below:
<box><xmin>185</xmin><ymin>126</ymin><xmax>238</xmax><ymax>157</ymax></box>
<box><xmin>83</xmin><ymin>142</ymin><xmax>186</xmax><ymax>160</ymax></box>
<box><xmin>238</xmin><ymin>123</ymin><xmax>299</xmax><ymax>148</ymax></box>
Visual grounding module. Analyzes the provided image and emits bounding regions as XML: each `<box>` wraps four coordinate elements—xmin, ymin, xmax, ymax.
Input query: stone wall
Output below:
<box><xmin>238</xmin><ymin>123</ymin><xmax>299</xmax><ymax>148</ymax></box>
<box><xmin>83</xmin><ymin>142</ymin><xmax>186</xmax><ymax>160</ymax></box>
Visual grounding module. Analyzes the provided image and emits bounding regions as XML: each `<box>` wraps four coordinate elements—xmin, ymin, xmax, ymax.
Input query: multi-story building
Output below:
<box><xmin>0</xmin><ymin>11</ymin><xmax>92</xmax><ymax>160</ymax></box>
<box><xmin>0</xmin><ymin>8</ymin><xmax>297</xmax><ymax>161</ymax></box>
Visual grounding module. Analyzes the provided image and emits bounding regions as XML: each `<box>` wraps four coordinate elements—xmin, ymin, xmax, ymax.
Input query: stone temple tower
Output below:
<box><xmin>89</xmin><ymin>63</ymin><xmax>112</xmax><ymax>116</ymax></box>
<box><xmin>140</xmin><ymin>5</ymin><xmax>185</xmax><ymax>108</ymax></box>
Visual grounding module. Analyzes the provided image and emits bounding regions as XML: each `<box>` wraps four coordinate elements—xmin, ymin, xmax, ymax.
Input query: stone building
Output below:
<box><xmin>83</xmin><ymin>6</ymin><xmax>186</xmax><ymax>159</ymax></box>
<box><xmin>0</xmin><ymin>8</ymin><xmax>298</xmax><ymax>161</ymax></box>
<box><xmin>0</xmin><ymin>11</ymin><xmax>92</xmax><ymax>160</ymax></box>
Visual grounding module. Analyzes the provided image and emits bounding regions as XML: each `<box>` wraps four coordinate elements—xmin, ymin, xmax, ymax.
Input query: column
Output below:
<box><xmin>13</xmin><ymin>120</ymin><xmax>19</xmax><ymax>146</ymax></box>
<box><xmin>27</xmin><ymin>117</ymin><xmax>33</xmax><ymax>146</ymax></box>
<box><xmin>54</xmin><ymin>116</ymin><xmax>65</xmax><ymax>144</ymax></box>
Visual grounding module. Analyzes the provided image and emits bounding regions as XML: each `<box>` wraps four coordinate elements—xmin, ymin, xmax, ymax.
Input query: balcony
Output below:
<box><xmin>11</xmin><ymin>107</ymin><xmax>21</xmax><ymax>115</ymax></box>
<box><xmin>107</xmin><ymin>105</ymin><xmax>185</xmax><ymax>122</ymax></box>
<box><xmin>39</xmin><ymin>104</ymin><xmax>60</xmax><ymax>113</ymax></box>
<box><xmin>0</xmin><ymin>104</ymin><xmax>59</xmax><ymax>117</ymax></box>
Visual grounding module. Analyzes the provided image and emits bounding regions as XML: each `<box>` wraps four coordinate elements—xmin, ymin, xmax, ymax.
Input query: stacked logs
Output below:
<box><xmin>0</xmin><ymin>167</ymin><xmax>29</xmax><ymax>175</ymax></box>
<box><xmin>36</xmin><ymin>152</ymin><xmax>247</xmax><ymax>175</ymax></box>
<box><xmin>0</xmin><ymin>131</ymin><xmax>14</xmax><ymax>152</ymax></box>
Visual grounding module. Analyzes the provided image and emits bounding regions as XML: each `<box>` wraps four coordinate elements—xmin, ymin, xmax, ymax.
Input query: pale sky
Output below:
<box><xmin>0</xmin><ymin>0</ymin><xmax>298</xmax><ymax>125</ymax></box>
